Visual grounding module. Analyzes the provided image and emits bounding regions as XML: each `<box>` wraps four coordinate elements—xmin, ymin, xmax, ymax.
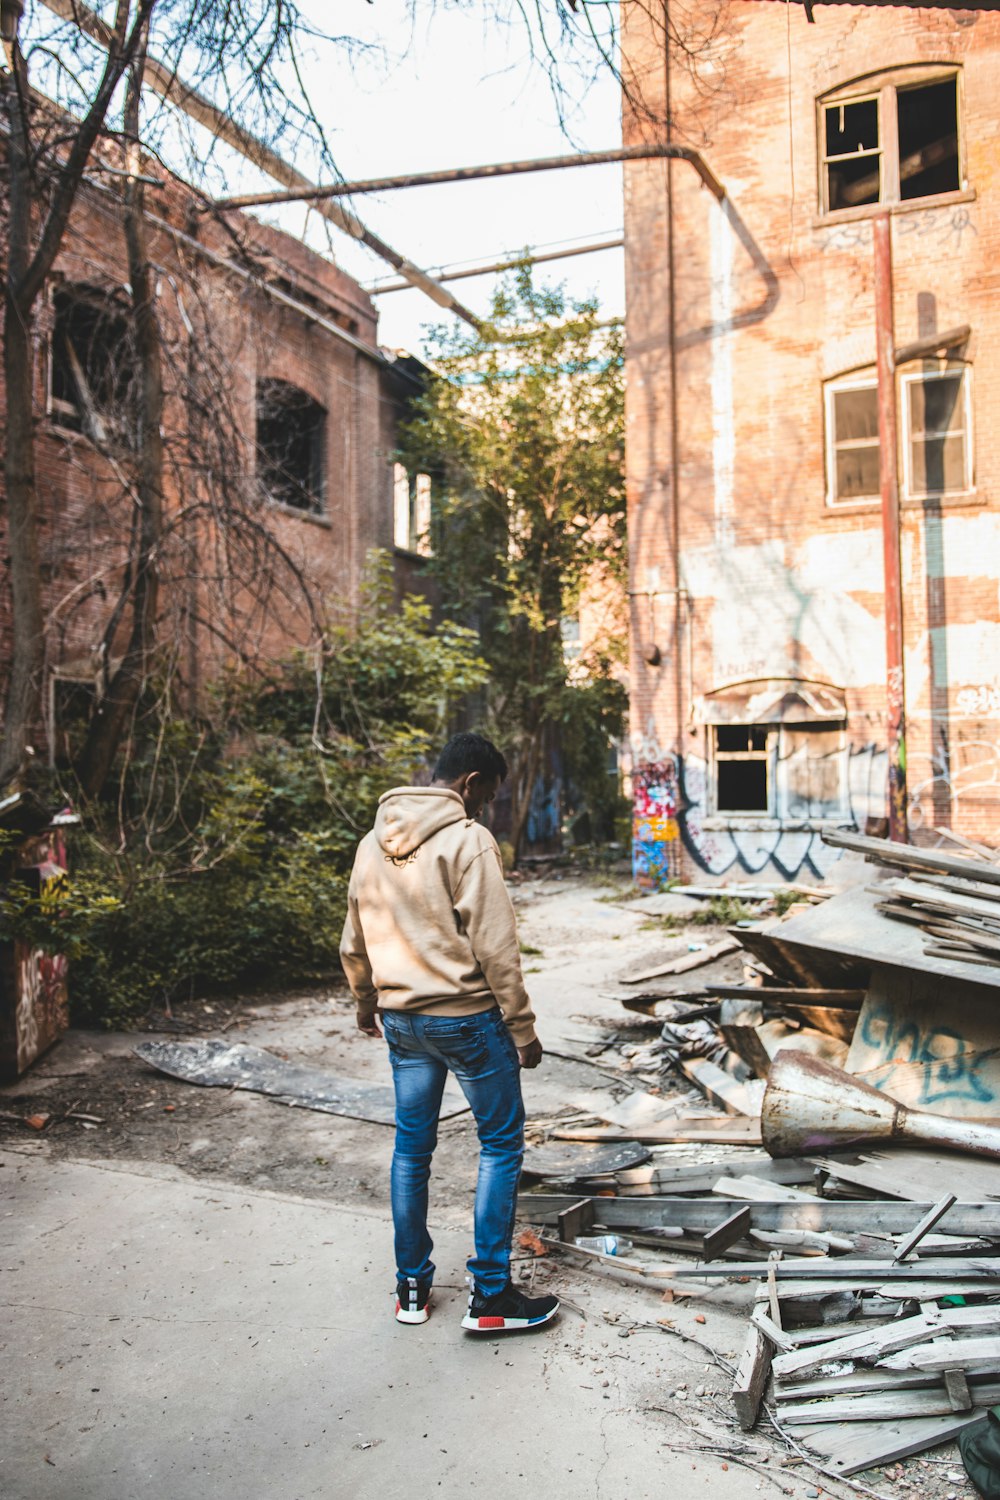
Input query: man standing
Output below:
<box><xmin>340</xmin><ymin>732</ymin><xmax>559</xmax><ymax>1334</ymax></box>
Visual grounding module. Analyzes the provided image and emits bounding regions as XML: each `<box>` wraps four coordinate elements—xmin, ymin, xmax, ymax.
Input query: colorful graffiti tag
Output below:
<box><xmin>632</xmin><ymin>759</ymin><xmax>682</xmax><ymax>887</ymax></box>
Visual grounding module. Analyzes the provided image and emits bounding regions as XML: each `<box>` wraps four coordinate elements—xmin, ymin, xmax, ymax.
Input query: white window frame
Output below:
<box><xmin>821</xmin><ymin>91</ymin><xmax>882</xmax><ymax>215</ymax></box>
<box><xmin>900</xmin><ymin>364</ymin><xmax>974</xmax><ymax>501</ymax></box>
<box><xmin>710</xmin><ymin>724</ymin><xmax>775</xmax><ymax>818</ymax></box>
<box><xmin>824</xmin><ymin>373</ymin><xmax>880</xmax><ymax>509</ymax></box>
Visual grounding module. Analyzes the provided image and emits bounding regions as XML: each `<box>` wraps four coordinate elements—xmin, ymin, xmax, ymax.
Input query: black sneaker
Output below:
<box><xmin>461</xmin><ymin>1280</ymin><xmax>559</xmax><ymax>1332</ymax></box>
<box><xmin>395</xmin><ymin>1277</ymin><xmax>432</xmax><ymax>1325</ymax></box>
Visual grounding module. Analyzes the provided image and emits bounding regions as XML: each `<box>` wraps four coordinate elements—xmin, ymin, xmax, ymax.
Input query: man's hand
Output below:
<box><xmin>357</xmin><ymin>1008</ymin><xmax>382</xmax><ymax>1038</ymax></box>
<box><xmin>517</xmin><ymin>1037</ymin><xmax>543</xmax><ymax>1069</ymax></box>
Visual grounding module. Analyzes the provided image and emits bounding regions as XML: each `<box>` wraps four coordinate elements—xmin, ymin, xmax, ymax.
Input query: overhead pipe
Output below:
<box><xmin>39</xmin><ymin>0</ymin><xmax>483</xmax><ymax>327</ymax></box>
<box><xmin>211</xmin><ymin>143</ymin><xmax>727</xmax><ymax>214</ymax></box>
<box><xmin>368</xmin><ymin>235</ymin><xmax>625</xmax><ymax>295</ymax></box>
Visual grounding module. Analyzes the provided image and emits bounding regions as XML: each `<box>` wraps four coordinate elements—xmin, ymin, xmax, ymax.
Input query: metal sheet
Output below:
<box><xmin>521</xmin><ymin>1140</ymin><xmax>651</xmax><ymax>1178</ymax></box>
<box><xmin>133</xmin><ymin>1040</ymin><xmax>470</xmax><ymax>1124</ymax></box>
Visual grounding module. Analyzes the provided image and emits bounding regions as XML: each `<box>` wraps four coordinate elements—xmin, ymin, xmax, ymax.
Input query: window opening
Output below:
<box><xmin>898</xmin><ymin>78</ymin><xmax>959</xmax><ymax>202</ymax></box>
<box><xmin>824</xmin><ymin>95</ymin><xmax>881</xmax><ymax>211</ymax></box>
<box><xmin>714</xmin><ymin>724</ymin><xmax>771</xmax><ymax>814</ymax></box>
<box><xmin>256</xmin><ymin>379</ymin><xmax>326</xmax><ymax>513</ymax></box>
<box><xmin>827</xmin><ymin>379</ymin><xmax>880</xmax><ymax>504</ymax></box>
<box><xmin>50</xmin><ymin>285</ymin><xmax>136</xmax><ymax>444</ymax></box>
<box><xmin>391</xmin><ymin>462</ymin><xmax>433</xmax><ymax>554</ymax></box>
<box><xmin>904</xmin><ymin>366</ymin><xmax>971</xmax><ymax>498</ymax></box>
<box><xmin>821</xmin><ymin>71</ymin><xmax>961</xmax><ymax>214</ymax></box>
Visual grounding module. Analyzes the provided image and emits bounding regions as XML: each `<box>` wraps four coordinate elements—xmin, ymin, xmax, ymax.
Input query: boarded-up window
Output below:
<box><xmin>781</xmin><ymin>726</ymin><xmax>845</xmax><ymax>820</ymax></box>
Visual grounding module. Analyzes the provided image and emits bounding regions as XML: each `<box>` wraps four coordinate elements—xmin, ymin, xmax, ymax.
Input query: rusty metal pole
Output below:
<box><xmin>873</xmin><ymin>212</ymin><xmax>909</xmax><ymax>843</ymax></box>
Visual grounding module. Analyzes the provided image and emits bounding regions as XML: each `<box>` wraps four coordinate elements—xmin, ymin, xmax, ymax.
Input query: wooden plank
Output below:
<box><xmin>778</xmin><ymin>1368</ymin><xmax>949</xmax><ymax>1401</ymax></box>
<box><xmin>822</xmin><ymin>828</ymin><xmax>1000</xmax><ymax>887</ymax></box>
<box><xmin>750</xmin><ymin>1303</ymin><xmax>796</xmax><ymax>1353</ymax></box>
<box><xmin>678</xmin><ymin>1057</ymin><xmax>763</xmax><ymax>1117</ymax></box>
<box><xmin>795</xmin><ymin>1408</ymin><xmax>986</xmax><ymax>1477</ymax></box>
<box><xmin>882</xmin><ymin>1336</ymin><xmax>1000</xmax><ymax>1373</ymax></box>
<box><xmin>551</xmin><ymin>1118</ymin><xmax>763</xmax><ymax>1145</ymax></box>
<box><xmin>731</xmin><ymin>1323</ymin><xmax>771</xmax><ymax>1431</ymax></box>
<box><xmin>619</xmin><ymin>937</ymin><xmax>740</xmax><ymax>985</ymax></box>
<box><xmin>672</xmin><ymin>1256</ymin><xmax>1000</xmax><ymax>1281</ymax></box>
<box><xmin>706</xmin><ymin>984</ymin><xmax>865</xmax><ymax>1007</ymax></box>
<box><xmin>702</xmin><ymin>1205</ymin><xmax>752</xmax><ymax>1261</ymax></box>
<box><xmin>782</xmin><ymin>1379</ymin><xmax>1000</xmax><ymax>1424</ymax></box>
<box><xmin>615</xmin><ymin>1155</ymin><xmax>814</xmax><ymax>1192</ymax></box>
<box><xmin>712</xmin><ymin>1175</ymin><xmax>817</xmax><ymax>1202</ymax></box>
<box><xmin>894</xmin><ymin>1194</ymin><xmax>958</xmax><ymax>1262</ymax></box>
<box><xmin>892</xmin><ymin>877</ymin><xmax>1000</xmax><ymax>922</ymax></box>
<box><xmin>773</xmin><ymin>1305</ymin><xmax>1000</xmax><ymax>1383</ymax></box>
<box><xmin>749</xmin><ymin>1228</ymin><xmax>856</xmax><ymax>1254</ymax></box>
<box><xmin>516</xmin><ymin>1193</ymin><xmax>1000</xmax><ymax>1236</ymax></box>
<box><xmin>556</xmin><ymin>1198</ymin><xmax>594</xmax><ymax>1243</ymax></box>
<box><xmin>946</xmin><ymin>1370</ymin><xmax>973</xmax><ymax>1410</ymax></box>
<box><xmin>812</xmin><ymin>1150</ymin><xmax>1000</xmax><ymax>1204</ymax></box>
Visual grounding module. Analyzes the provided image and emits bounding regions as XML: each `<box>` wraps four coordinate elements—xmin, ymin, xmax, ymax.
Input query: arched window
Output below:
<box><xmin>820</xmin><ymin>67</ymin><xmax>962</xmax><ymax>215</ymax></box>
<box><xmin>256</xmin><ymin>378</ymin><xmax>326</xmax><ymax>514</ymax></box>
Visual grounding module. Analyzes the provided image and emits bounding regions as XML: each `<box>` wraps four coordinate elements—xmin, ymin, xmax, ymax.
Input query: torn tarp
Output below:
<box><xmin>133</xmin><ymin>1040</ymin><xmax>470</xmax><ymax>1124</ymax></box>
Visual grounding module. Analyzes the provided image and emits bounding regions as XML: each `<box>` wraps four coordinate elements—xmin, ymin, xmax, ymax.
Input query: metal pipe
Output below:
<box><xmin>762</xmin><ymin>1051</ymin><xmax>1000</xmax><ymax>1161</ymax></box>
<box><xmin>874</xmin><ymin>212</ymin><xmax>909</xmax><ymax>843</ymax></box>
<box><xmin>368</xmin><ymin>235</ymin><xmax>624</xmax><ymax>294</ymax></box>
<box><xmin>38</xmin><ymin>0</ymin><xmax>483</xmax><ymax>328</ymax></box>
<box><xmin>212</xmin><ymin>143</ymin><xmax>728</xmax><ymax>213</ymax></box>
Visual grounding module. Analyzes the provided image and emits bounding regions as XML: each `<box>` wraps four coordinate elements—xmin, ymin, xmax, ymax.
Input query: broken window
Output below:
<box><xmin>392</xmin><ymin>461</ymin><xmax>433</xmax><ymax>555</ymax></box>
<box><xmin>256</xmin><ymin>379</ymin><xmax>326</xmax><ymax>513</ymax></box>
<box><xmin>903</xmin><ymin>365</ymin><xmax>972</xmax><ymax>498</ymax></box>
<box><xmin>49</xmin><ymin>284</ymin><xmax>137</xmax><ymax>444</ymax></box>
<box><xmin>826</xmin><ymin>376</ymin><xmax>880</xmax><ymax>505</ymax></box>
<box><xmin>714</xmin><ymin>725</ymin><xmax>771</xmax><ymax>814</ymax></box>
<box><xmin>821</xmin><ymin>72</ymin><xmax>961</xmax><ymax>214</ymax></box>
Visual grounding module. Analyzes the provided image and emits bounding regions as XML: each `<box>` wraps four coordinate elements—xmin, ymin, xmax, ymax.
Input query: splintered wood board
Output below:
<box><xmin>794</xmin><ymin>1409</ymin><xmax>985</xmax><ymax>1476</ymax></box>
<box><xmin>552</xmin><ymin>1117</ymin><xmax>763</xmax><ymax>1145</ymax></box>
<box><xmin>812</xmin><ymin>1148</ymin><xmax>1000</xmax><ymax>1203</ymax></box>
<box><xmin>846</xmin><ymin>967</ymin><xmax>1000</xmax><ymax>1118</ymax></box>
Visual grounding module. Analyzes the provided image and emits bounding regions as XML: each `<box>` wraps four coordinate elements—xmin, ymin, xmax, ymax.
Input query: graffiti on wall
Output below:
<box><xmin>632</xmin><ymin>759</ymin><xmax>683</xmax><ymax>886</ymax></box>
<box><xmin>908</xmin><ymin>733</ymin><xmax>1000</xmax><ymax>833</ymax></box>
<box><xmin>631</xmin><ymin>726</ymin><xmax>889</xmax><ymax>884</ymax></box>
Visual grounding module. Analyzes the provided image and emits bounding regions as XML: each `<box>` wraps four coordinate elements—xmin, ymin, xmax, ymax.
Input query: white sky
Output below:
<box><xmin>222</xmin><ymin>2</ymin><xmax>626</xmax><ymax>354</ymax></box>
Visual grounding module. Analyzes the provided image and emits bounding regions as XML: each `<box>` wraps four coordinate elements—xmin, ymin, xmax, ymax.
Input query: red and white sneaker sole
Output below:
<box><xmin>460</xmin><ymin>1304</ymin><xmax>559</xmax><ymax>1332</ymax></box>
<box><xmin>395</xmin><ymin>1297</ymin><xmax>431</xmax><ymax>1325</ymax></box>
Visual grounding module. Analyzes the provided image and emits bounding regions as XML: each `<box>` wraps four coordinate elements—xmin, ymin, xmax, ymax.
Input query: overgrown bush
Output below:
<box><xmin>2</xmin><ymin>565</ymin><xmax>488</xmax><ymax>1025</ymax></box>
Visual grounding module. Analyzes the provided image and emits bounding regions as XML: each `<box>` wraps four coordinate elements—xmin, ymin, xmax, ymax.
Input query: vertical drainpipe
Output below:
<box><xmin>873</xmin><ymin>212</ymin><xmax>909</xmax><ymax>843</ymax></box>
<box><xmin>664</xmin><ymin>4</ymin><xmax>686</xmax><ymax>874</ymax></box>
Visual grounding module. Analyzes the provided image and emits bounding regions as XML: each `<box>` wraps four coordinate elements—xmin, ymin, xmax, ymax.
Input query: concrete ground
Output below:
<box><xmin>2</xmin><ymin>1147</ymin><xmax>791</xmax><ymax>1500</ymax></box>
<box><xmin>0</xmin><ymin>872</ymin><xmax>971</xmax><ymax>1499</ymax></box>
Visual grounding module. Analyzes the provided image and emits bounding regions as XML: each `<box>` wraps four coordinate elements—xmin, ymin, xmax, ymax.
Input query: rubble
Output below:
<box><xmin>518</xmin><ymin>833</ymin><xmax>1000</xmax><ymax>1485</ymax></box>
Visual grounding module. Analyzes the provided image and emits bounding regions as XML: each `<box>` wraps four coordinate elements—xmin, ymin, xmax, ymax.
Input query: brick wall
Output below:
<box><xmin>0</xmin><ymin>155</ymin><xmax>411</xmax><ymax>760</ymax></box>
<box><xmin>623</xmin><ymin>0</ymin><xmax>1000</xmax><ymax>882</ymax></box>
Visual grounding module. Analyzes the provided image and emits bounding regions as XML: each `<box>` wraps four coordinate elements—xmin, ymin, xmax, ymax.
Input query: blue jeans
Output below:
<box><xmin>382</xmin><ymin>1007</ymin><xmax>525</xmax><ymax>1297</ymax></box>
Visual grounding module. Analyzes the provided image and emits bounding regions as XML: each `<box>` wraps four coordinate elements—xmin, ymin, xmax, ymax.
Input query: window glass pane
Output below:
<box><xmin>898</xmin><ymin>78</ymin><xmax>960</xmax><ymax>202</ymax></box>
<box><xmin>834</xmin><ymin>386</ymin><xmax>879</xmax><ymax>442</ymax></box>
<box><xmin>911</xmin><ymin>434</ymin><xmax>967</xmax><ymax>496</ymax></box>
<box><xmin>717</xmin><ymin>760</ymin><xmax>769</xmax><ymax>813</ymax></box>
<box><xmin>910</xmin><ymin>373</ymin><xmax>962</xmax><ymax>437</ymax></box>
<box><xmin>827</xmin><ymin>153</ymin><xmax>881</xmax><ymax>211</ymax></box>
<box><xmin>825</xmin><ymin>98</ymin><xmax>879</xmax><ymax>157</ymax></box>
<box><xmin>836</xmin><ymin>446</ymin><xmax>881</xmax><ymax>500</ymax></box>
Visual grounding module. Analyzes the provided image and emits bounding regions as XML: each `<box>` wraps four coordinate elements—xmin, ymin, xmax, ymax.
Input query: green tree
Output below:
<box><xmin>400</xmin><ymin>269</ymin><xmax>627</xmax><ymax>860</ymax></box>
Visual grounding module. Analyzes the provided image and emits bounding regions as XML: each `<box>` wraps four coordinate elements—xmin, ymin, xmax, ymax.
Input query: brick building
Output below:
<box><xmin>1</xmin><ymin>145</ymin><xmax>430</xmax><ymax>762</ymax></box>
<box><xmin>622</xmin><ymin>0</ymin><xmax>1000</xmax><ymax>884</ymax></box>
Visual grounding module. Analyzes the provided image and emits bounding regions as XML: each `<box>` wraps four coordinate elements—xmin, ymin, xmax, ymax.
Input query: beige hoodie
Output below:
<box><xmin>339</xmin><ymin>786</ymin><xmax>537</xmax><ymax>1047</ymax></box>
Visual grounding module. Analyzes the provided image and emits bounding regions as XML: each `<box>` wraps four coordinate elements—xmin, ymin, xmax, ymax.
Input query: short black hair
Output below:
<box><xmin>433</xmin><ymin>732</ymin><xmax>508</xmax><ymax>784</ymax></box>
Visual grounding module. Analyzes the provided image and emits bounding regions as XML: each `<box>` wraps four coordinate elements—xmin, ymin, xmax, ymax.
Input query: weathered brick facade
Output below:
<box><xmin>0</xmin><ymin>153</ymin><xmax>420</xmax><ymax>760</ymax></box>
<box><xmin>622</xmin><ymin>1</ymin><xmax>1000</xmax><ymax>883</ymax></box>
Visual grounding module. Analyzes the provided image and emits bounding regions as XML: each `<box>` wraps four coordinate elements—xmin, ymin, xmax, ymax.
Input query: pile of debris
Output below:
<box><xmin>519</xmin><ymin>830</ymin><xmax>1000</xmax><ymax>1485</ymax></box>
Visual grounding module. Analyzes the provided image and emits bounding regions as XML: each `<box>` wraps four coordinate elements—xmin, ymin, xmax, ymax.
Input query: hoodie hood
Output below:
<box><xmin>374</xmin><ymin>786</ymin><xmax>467</xmax><ymax>860</ymax></box>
